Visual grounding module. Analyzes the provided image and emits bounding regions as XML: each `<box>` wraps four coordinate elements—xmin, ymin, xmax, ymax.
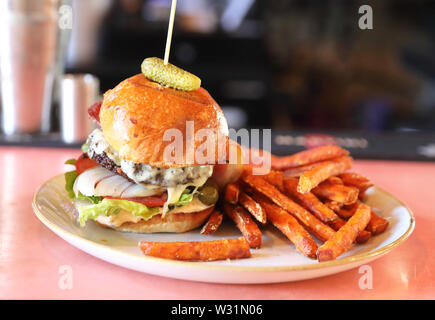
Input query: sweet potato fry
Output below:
<box><xmin>223</xmin><ymin>203</ymin><xmax>262</xmax><ymax>248</ymax></box>
<box><xmin>239</xmin><ymin>192</ymin><xmax>267</xmax><ymax>224</ymax></box>
<box><xmin>253</xmin><ymin>194</ymin><xmax>318</xmax><ymax>259</ymax></box>
<box><xmin>283</xmin><ymin>178</ymin><xmax>338</xmax><ymax>223</ymax></box>
<box><xmin>366</xmin><ymin>210</ymin><xmax>389</xmax><ymax>235</ymax></box>
<box><xmin>312</xmin><ymin>182</ymin><xmax>359</xmax><ymax>205</ymax></box>
<box><xmin>282</xmin><ymin>162</ymin><xmax>321</xmax><ymax>178</ymax></box>
<box><xmin>200</xmin><ymin>210</ymin><xmax>224</xmax><ymax>235</ymax></box>
<box><xmin>335</xmin><ymin>202</ymin><xmax>359</xmax><ymax>219</ymax></box>
<box><xmin>324</xmin><ymin>200</ymin><xmax>343</xmax><ymax>212</ymax></box>
<box><xmin>272</xmin><ymin>145</ymin><xmax>349</xmax><ymax>171</ymax></box>
<box><xmin>262</xmin><ymin>170</ymin><xmax>284</xmax><ymax>191</ymax></box>
<box><xmin>331</xmin><ymin>200</ymin><xmax>389</xmax><ymax>235</ymax></box>
<box><xmin>356</xmin><ymin>229</ymin><xmax>372</xmax><ymax>244</ymax></box>
<box><xmin>139</xmin><ymin>237</ymin><xmax>251</xmax><ymax>261</ymax></box>
<box><xmin>297</xmin><ymin>156</ymin><xmax>353</xmax><ymax>194</ymax></box>
<box><xmin>242</xmin><ymin>175</ymin><xmax>336</xmax><ymax>242</ymax></box>
<box><xmin>339</xmin><ymin>172</ymin><xmax>373</xmax><ymax>193</ymax></box>
<box><xmin>327</xmin><ymin>217</ymin><xmax>346</xmax><ymax>230</ymax></box>
<box><xmin>224</xmin><ymin>183</ymin><xmax>240</xmax><ymax>204</ymax></box>
<box><xmin>317</xmin><ymin>202</ymin><xmax>371</xmax><ymax>261</ymax></box>
<box><xmin>328</xmin><ymin>217</ymin><xmax>371</xmax><ymax>244</ymax></box>
<box><xmin>325</xmin><ymin>176</ymin><xmax>343</xmax><ymax>185</ymax></box>
<box><xmin>336</xmin><ymin>201</ymin><xmax>389</xmax><ymax>235</ymax></box>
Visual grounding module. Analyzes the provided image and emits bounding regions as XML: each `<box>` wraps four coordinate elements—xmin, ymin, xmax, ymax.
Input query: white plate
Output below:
<box><xmin>32</xmin><ymin>174</ymin><xmax>415</xmax><ymax>284</ymax></box>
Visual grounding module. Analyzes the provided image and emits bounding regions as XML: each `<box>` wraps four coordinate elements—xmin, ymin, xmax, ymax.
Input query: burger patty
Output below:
<box><xmin>91</xmin><ymin>151</ymin><xmax>134</xmax><ymax>183</ymax></box>
<box><xmin>86</xmin><ymin>128</ymin><xmax>213</xmax><ymax>187</ymax></box>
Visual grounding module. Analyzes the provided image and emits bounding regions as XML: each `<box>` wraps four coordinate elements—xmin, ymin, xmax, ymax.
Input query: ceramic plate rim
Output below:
<box><xmin>32</xmin><ymin>174</ymin><xmax>415</xmax><ymax>273</ymax></box>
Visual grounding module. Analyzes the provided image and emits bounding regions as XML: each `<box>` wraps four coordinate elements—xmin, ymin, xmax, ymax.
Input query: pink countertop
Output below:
<box><xmin>1</xmin><ymin>146</ymin><xmax>434</xmax><ymax>299</ymax></box>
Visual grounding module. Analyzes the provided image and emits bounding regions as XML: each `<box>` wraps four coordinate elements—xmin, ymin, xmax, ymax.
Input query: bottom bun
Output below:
<box><xmin>96</xmin><ymin>206</ymin><xmax>214</xmax><ymax>233</ymax></box>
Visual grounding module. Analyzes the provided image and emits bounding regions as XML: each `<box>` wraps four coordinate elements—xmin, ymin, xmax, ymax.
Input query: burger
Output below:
<box><xmin>64</xmin><ymin>59</ymin><xmax>243</xmax><ymax>233</ymax></box>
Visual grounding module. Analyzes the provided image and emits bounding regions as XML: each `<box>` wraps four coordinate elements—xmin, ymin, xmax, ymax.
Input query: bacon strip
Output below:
<box><xmin>88</xmin><ymin>100</ymin><xmax>102</xmax><ymax>123</ymax></box>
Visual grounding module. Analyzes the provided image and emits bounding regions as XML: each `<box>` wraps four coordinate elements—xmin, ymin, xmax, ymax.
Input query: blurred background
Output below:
<box><xmin>1</xmin><ymin>0</ymin><xmax>435</xmax><ymax>160</ymax></box>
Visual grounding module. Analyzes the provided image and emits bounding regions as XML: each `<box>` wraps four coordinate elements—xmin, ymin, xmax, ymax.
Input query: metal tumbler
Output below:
<box><xmin>0</xmin><ymin>0</ymin><xmax>59</xmax><ymax>135</ymax></box>
<box><xmin>60</xmin><ymin>74</ymin><xmax>99</xmax><ymax>144</ymax></box>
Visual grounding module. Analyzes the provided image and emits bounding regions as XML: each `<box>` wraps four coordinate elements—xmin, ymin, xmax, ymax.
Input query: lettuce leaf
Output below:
<box><xmin>168</xmin><ymin>187</ymin><xmax>194</xmax><ymax>210</ymax></box>
<box><xmin>64</xmin><ymin>167</ymin><xmax>102</xmax><ymax>205</ymax></box>
<box><xmin>64</xmin><ymin>158</ymin><xmax>77</xmax><ymax>165</ymax></box>
<box><xmin>64</xmin><ymin>159</ymin><xmax>79</xmax><ymax>199</ymax></box>
<box><xmin>64</xmin><ymin>170</ymin><xmax>78</xmax><ymax>199</ymax></box>
<box><xmin>174</xmin><ymin>192</ymin><xmax>193</xmax><ymax>206</ymax></box>
<box><xmin>77</xmin><ymin>198</ymin><xmax>160</xmax><ymax>227</ymax></box>
<box><xmin>64</xmin><ymin>159</ymin><xmax>159</xmax><ymax>226</ymax></box>
<box><xmin>77</xmin><ymin>192</ymin><xmax>102</xmax><ymax>204</ymax></box>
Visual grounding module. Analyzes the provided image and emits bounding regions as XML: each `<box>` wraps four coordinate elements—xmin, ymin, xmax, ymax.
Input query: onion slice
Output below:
<box><xmin>73</xmin><ymin>166</ymin><xmax>115</xmax><ymax>196</ymax></box>
<box><xmin>73</xmin><ymin>167</ymin><xmax>167</xmax><ymax>198</ymax></box>
<box><xmin>121</xmin><ymin>184</ymin><xmax>163</xmax><ymax>198</ymax></box>
<box><xmin>73</xmin><ymin>166</ymin><xmax>165</xmax><ymax>198</ymax></box>
<box><xmin>94</xmin><ymin>175</ymin><xmax>133</xmax><ymax>197</ymax></box>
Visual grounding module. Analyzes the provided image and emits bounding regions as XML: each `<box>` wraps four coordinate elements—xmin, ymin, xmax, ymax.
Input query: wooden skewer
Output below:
<box><xmin>164</xmin><ymin>0</ymin><xmax>177</xmax><ymax>65</ymax></box>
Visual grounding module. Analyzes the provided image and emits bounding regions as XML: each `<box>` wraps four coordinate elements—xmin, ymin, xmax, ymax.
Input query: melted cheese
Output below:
<box><xmin>163</xmin><ymin>173</ymin><xmax>210</xmax><ymax>216</ymax></box>
<box><xmin>87</xmin><ymin>128</ymin><xmax>213</xmax><ymax>187</ymax></box>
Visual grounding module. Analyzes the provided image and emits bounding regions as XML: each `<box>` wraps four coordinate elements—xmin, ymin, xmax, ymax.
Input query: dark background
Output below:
<box><xmin>4</xmin><ymin>0</ymin><xmax>435</xmax><ymax>160</ymax></box>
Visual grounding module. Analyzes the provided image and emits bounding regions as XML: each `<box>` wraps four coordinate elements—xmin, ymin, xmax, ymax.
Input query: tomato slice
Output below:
<box><xmin>76</xmin><ymin>154</ymin><xmax>99</xmax><ymax>175</ymax></box>
<box><xmin>104</xmin><ymin>193</ymin><xmax>168</xmax><ymax>207</ymax></box>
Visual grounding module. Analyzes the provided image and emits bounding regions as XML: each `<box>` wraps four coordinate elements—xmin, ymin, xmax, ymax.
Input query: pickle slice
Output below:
<box><xmin>141</xmin><ymin>57</ymin><xmax>201</xmax><ymax>91</ymax></box>
<box><xmin>198</xmin><ymin>186</ymin><xmax>219</xmax><ymax>206</ymax></box>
